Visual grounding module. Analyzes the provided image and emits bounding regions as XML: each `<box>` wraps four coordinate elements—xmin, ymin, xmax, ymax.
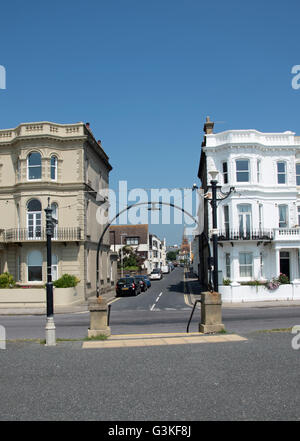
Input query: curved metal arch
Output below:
<box><xmin>95</xmin><ymin>200</ymin><xmax>212</xmax><ymax>297</ymax></box>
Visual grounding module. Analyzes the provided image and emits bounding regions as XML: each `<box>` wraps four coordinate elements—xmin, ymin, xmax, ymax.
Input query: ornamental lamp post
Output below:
<box><xmin>44</xmin><ymin>197</ymin><xmax>58</xmax><ymax>346</ymax></box>
<box><xmin>207</xmin><ymin>170</ymin><xmax>235</xmax><ymax>293</ymax></box>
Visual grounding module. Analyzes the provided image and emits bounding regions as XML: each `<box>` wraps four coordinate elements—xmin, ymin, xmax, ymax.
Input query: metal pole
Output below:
<box><xmin>44</xmin><ymin>197</ymin><xmax>56</xmax><ymax>346</ymax></box>
<box><xmin>211</xmin><ymin>180</ymin><xmax>219</xmax><ymax>293</ymax></box>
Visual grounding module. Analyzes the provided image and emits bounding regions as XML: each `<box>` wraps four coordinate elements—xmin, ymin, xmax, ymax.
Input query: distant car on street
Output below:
<box><xmin>115</xmin><ymin>277</ymin><xmax>142</xmax><ymax>297</ymax></box>
<box><xmin>134</xmin><ymin>275</ymin><xmax>148</xmax><ymax>292</ymax></box>
<box><xmin>161</xmin><ymin>265</ymin><xmax>170</xmax><ymax>274</ymax></box>
<box><xmin>149</xmin><ymin>268</ymin><xmax>163</xmax><ymax>280</ymax></box>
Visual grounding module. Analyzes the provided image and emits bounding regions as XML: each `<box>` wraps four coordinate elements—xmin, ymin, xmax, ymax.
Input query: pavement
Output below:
<box><xmin>0</xmin><ymin>289</ymin><xmax>115</xmax><ymax>316</ymax></box>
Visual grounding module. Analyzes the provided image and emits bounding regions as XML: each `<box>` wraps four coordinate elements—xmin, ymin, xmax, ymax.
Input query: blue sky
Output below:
<box><xmin>1</xmin><ymin>0</ymin><xmax>300</xmax><ymax>245</ymax></box>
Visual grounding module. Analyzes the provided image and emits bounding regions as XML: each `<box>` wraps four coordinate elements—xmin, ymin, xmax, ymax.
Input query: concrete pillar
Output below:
<box><xmin>199</xmin><ymin>291</ymin><xmax>225</xmax><ymax>333</ymax></box>
<box><xmin>88</xmin><ymin>297</ymin><xmax>111</xmax><ymax>338</ymax></box>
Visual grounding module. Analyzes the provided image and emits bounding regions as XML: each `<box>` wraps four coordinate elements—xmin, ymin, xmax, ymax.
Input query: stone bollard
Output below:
<box><xmin>199</xmin><ymin>291</ymin><xmax>225</xmax><ymax>333</ymax></box>
<box><xmin>88</xmin><ymin>297</ymin><xmax>111</xmax><ymax>338</ymax></box>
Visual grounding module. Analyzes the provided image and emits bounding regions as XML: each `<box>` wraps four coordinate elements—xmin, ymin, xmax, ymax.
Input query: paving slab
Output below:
<box><xmin>82</xmin><ymin>333</ymin><xmax>247</xmax><ymax>349</ymax></box>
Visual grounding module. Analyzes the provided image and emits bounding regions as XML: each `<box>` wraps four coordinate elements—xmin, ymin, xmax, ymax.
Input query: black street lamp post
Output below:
<box><xmin>44</xmin><ymin>197</ymin><xmax>58</xmax><ymax>346</ymax></box>
<box><xmin>207</xmin><ymin>171</ymin><xmax>235</xmax><ymax>293</ymax></box>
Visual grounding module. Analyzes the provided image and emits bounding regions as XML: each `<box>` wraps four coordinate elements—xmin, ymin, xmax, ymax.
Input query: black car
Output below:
<box><xmin>115</xmin><ymin>277</ymin><xmax>142</xmax><ymax>297</ymax></box>
<box><xmin>134</xmin><ymin>275</ymin><xmax>148</xmax><ymax>292</ymax></box>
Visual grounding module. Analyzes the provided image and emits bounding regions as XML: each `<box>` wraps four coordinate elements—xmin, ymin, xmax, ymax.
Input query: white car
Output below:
<box><xmin>161</xmin><ymin>265</ymin><xmax>170</xmax><ymax>274</ymax></box>
<box><xmin>149</xmin><ymin>269</ymin><xmax>162</xmax><ymax>280</ymax></box>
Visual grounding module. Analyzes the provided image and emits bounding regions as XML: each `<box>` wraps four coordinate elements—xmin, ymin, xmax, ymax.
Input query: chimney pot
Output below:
<box><xmin>86</xmin><ymin>122</ymin><xmax>90</xmax><ymax>128</ymax></box>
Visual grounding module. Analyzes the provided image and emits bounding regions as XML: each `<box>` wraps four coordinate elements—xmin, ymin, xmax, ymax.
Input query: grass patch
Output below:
<box><xmin>255</xmin><ymin>327</ymin><xmax>293</xmax><ymax>334</ymax></box>
<box><xmin>84</xmin><ymin>334</ymin><xmax>108</xmax><ymax>341</ymax></box>
<box><xmin>217</xmin><ymin>329</ymin><xmax>227</xmax><ymax>334</ymax></box>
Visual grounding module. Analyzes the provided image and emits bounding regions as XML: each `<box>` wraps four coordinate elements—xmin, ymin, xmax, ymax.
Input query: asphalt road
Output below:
<box><xmin>1</xmin><ymin>267</ymin><xmax>300</xmax><ymax>339</ymax></box>
<box><xmin>1</xmin><ymin>332</ymin><xmax>300</xmax><ymax>421</ymax></box>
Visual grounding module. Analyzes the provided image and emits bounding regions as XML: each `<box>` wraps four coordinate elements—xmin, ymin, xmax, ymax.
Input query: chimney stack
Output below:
<box><xmin>203</xmin><ymin>116</ymin><xmax>214</xmax><ymax>134</ymax></box>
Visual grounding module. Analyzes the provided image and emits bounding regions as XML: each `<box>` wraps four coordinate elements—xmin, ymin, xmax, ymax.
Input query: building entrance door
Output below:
<box><xmin>280</xmin><ymin>251</ymin><xmax>290</xmax><ymax>280</ymax></box>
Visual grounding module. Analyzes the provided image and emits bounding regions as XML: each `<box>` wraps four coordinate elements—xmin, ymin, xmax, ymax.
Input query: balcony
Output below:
<box><xmin>217</xmin><ymin>227</ymin><xmax>300</xmax><ymax>243</ymax></box>
<box><xmin>273</xmin><ymin>228</ymin><xmax>300</xmax><ymax>241</ymax></box>
<box><xmin>0</xmin><ymin>227</ymin><xmax>83</xmax><ymax>243</ymax></box>
<box><xmin>217</xmin><ymin>229</ymin><xmax>274</xmax><ymax>242</ymax></box>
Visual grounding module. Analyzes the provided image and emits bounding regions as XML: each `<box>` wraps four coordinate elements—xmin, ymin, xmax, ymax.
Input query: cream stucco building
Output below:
<box><xmin>0</xmin><ymin>121</ymin><xmax>117</xmax><ymax>302</ymax></box>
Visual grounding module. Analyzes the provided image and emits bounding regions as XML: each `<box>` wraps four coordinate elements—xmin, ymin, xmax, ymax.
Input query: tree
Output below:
<box><xmin>167</xmin><ymin>251</ymin><xmax>178</xmax><ymax>261</ymax></box>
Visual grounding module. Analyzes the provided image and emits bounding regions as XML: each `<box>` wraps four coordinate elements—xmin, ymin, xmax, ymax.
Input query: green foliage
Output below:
<box><xmin>167</xmin><ymin>251</ymin><xmax>178</xmax><ymax>261</ymax></box>
<box><xmin>222</xmin><ymin>279</ymin><xmax>231</xmax><ymax>286</ymax></box>
<box><xmin>240</xmin><ymin>280</ymin><xmax>264</xmax><ymax>286</ymax></box>
<box><xmin>278</xmin><ymin>273</ymin><xmax>289</xmax><ymax>284</ymax></box>
<box><xmin>53</xmin><ymin>274</ymin><xmax>80</xmax><ymax>288</ymax></box>
<box><xmin>0</xmin><ymin>272</ymin><xmax>16</xmax><ymax>288</ymax></box>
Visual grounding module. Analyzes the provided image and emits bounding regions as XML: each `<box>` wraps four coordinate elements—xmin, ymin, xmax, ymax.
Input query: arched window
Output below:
<box><xmin>27</xmin><ymin>199</ymin><xmax>42</xmax><ymax>239</ymax></box>
<box><xmin>51</xmin><ymin>155</ymin><xmax>57</xmax><ymax>180</ymax></box>
<box><xmin>27</xmin><ymin>250</ymin><xmax>43</xmax><ymax>281</ymax></box>
<box><xmin>27</xmin><ymin>152</ymin><xmax>41</xmax><ymax>180</ymax></box>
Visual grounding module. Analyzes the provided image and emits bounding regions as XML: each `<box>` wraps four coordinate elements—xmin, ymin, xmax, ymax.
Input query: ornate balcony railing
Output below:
<box><xmin>217</xmin><ymin>229</ymin><xmax>274</xmax><ymax>241</ymax></box>
<box><xmin>0</xmin><ymin>227</ymin><xmax>82</xmax><ymax>243</ymax></box>
<box><xmin>217</xmin><ymin>227</ymin><xmax>300</xmax><ymax>242</ymax></box>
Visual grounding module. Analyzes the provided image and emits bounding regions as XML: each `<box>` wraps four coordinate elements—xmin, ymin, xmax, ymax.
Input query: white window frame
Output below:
<box><xmin>296</xmin><ymin>163</ymin><xmax>300</xmax><ymax>186</ymax></box>
<box><xmin>27</xmin><ymin>152</ymin><xmax>42</xmax><ymax>181</ymax></box>
<box><xmin>236</xmin><ymin>159</ymin><xmax>250</xmax><ymax>183</ymax></box>
<box><xmin>50</xmin><ymin>155</ymin><xmax>57</xmax><ymax>181</ymax></box>
<box><xmin>278</xmin><ymin>204</ymin><xmax>288</xmax><ymax>228</ymax></box>
<box><xmin>222</xmin><ymin>162</ymin><xmax>228</xmax><ymax>184</ymax></box>
<box><xmin>239</xmin><ymin>252</ymin><xmax>253</xmax><ymax>278</ymax></box>
<box><xmin>277</xmin><ymin>161</ymin><xmax>286</xmax><ymax>184</ymax></box>
<box><xmin>27</xmin><ymin>250</ymin><xmax>43</xmax><ymax>282</ymax></box>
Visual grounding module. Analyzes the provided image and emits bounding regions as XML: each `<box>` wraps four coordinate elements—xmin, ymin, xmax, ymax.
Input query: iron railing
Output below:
<box><xmin>217</xmin><ymin>229</ymin><xmax>274</xmax><ymax>241</ymax></box>
<box><xmin>0</xmin><ymin>227</ymin><xmax>82</xmax><ymax>242</ymax></box>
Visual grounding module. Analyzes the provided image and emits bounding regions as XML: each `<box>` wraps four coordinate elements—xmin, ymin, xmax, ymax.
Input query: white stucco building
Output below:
<box><xmin>198</xmin><ymin>118</ymin><xmax>300</xmax><ymax>285</ymax></box>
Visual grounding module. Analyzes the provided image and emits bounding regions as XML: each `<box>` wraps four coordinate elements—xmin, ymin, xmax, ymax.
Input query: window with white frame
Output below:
<box><xmin>239</xmin><ymin>252</ymin><xmax>253</xmax><ymax>277</ymax></box>
<box><xmin>126</xmin><ymin>237</ymin><xmax>139</xmax><ymax>245</ymax></box>
<box><xmin>222</xmin><ymin>162</ymin><xmax>228</xmax><ymax>184</ymax></box>
<box><xmin>277</xmin><ymin>161</ymin><xmax>286</xmax><ymax>184</ymax></box>
<box><xmin>296</xmin><ymin>164</ymin><xmax>300</xmax><ymax>186</ymax></box>
<box><xmin>260</xmin><ymin>252</ymin><xmax>264</xmax><ymax>278</ymax></box>
<box><xmin>225</xmin><ymin>253</ymin><xmax>231</xmax><ymax>279</ymax></box>
<box><xmin>27</xmin><ymin>250</ymin><xmax>43</xmax><ymax>282</ymax></box>
<box><xmin>278</xmin><ymin>204</ymin><xmax>288</xmax><ymax>228</ymax></box>
<box><xmin>223</xmin><ymin>205</ymin><xmax>229</xmax><ymax>236</ymax></box>
<box><xmin>51</xmin><ymin>155</ymin><xmax>57</xmax><ymax>181</ymax></box>
<box><xmin>27</xmin><ymin>152</ymin><xmax>41</xmax><ymax>180</ymax></box>
<box><xmin>236</xmin><ymin>159</ymin><xmax>250</xmax><ymax>182</ymax></box>
<box><xmin>298</xmin><ymin>206</ymin><xmax>300</xmax><ymax>226</ymax></box>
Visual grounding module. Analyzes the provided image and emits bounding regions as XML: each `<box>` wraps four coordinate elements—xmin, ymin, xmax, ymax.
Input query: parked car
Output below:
<box><xmin>134</xmin><ymin>275</ymin><xmax>148</xmax><ymax>292</ymax></box>
<box><xmin>161</xmin><ymin>265</ymin><xmax>170</xmax><ymax>274</ymax></box>
<box><xmin>149</xmin><ymin>268</ymin><xmax>163</xmax><ymax>280</ymax></box>
<box><xmin>143</xmin><ymin>276</ymin><xmax>151</xmax><ymax>288</ymax></box>
<box><xmin>115</xmin><ymin>277</ymin><xmax>142</xmax><ymax>297</ymax></box>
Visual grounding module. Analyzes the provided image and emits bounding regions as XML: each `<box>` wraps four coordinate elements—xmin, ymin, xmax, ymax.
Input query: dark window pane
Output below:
<box><xmin>27</xmin><ymin>199</ymin><xmax>42</xmax><ymax>212</ymax></box>
<box><xmin>28</xmin><ymin>167</ymin><xmax>41</xmax><ymax>179</ymax></box>
<box><xmin>277</xmin><ymin>162</ymin><xmax>285</xmax><ymax>173</ymax></box>
<box><xmin>278</xmin><ymin>174</ymin><xmax>286</xmax><ymax>184</ymax></box>
<box><xmin>28</xmin><ymin>266</ymin><xmax>42</xmax><ymax>281</ymax></box>
<box><xmin>237</xmin><ymin>172</ymin><xmax>249</xmax><ymax>182</ymax></box>
<box><xmin>236</xmin><ymin>160</ymin><xmax>249</xmax><ymax>171</ymax></box>
<box><xmin>28</xmin><ymin>152</ymin><xmax>41</xmax><ymax>166</ymax></box>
